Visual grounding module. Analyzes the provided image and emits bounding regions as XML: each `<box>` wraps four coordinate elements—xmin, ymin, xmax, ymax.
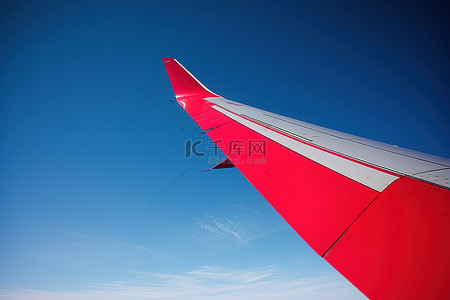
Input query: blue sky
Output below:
<box><xmin>1</xmin><ymin>1</ymin><xmax>448</xmax><ymax>299</ymax></box>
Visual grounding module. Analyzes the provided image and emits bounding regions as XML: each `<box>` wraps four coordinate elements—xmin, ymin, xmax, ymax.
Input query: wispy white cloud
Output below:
<box><xmin>195</xmin><ymin>214</ymin><xmax>247</xmax><ymax>242</ymax></box>
<box><xmin>47</xmin><ymin>228</ymin><xmax>171</xmax><ymax>259</ymax></box>
<box><xmin>0</xmin><ymin>265</ymin><xmax>366</xmax><ymax>300</ymax></box>
<box><xmin>194</xmin><ymin>204</ymin><xmax>281</xmax><ymax>244</ymax></box>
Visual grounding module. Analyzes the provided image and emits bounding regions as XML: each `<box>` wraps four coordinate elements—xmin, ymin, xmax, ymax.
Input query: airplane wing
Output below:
<box><xmin>162</xmin><ymin>58</ymin><xmax>450</xmax><ymax>299</ymax></box>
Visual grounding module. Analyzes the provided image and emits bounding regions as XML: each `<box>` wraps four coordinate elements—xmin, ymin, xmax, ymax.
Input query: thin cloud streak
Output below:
<box><xmin>0</xmin><ymin>265</ymin><xmax>366</xmax><ymax>300</ymax></box>
<box><xmin>47</xmin><ymin>228</ymin><xmax>172</xmax><ymax>260</ymax></box>
<box><xmin>195</xmin><ymin>214</ymin><xmax>247</xmax><ymax>242</ymax></box>
<box><xmin>194</xmin><ymin>204</ymin><xmax>283</xmax><ymax>245</ymax></box>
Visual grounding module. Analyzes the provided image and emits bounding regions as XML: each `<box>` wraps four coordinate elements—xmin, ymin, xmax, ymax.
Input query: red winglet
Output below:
<box><xmin>162</xmin><ymin>58</ymin><xmax>219</xmax><ymax>99</ymax></box>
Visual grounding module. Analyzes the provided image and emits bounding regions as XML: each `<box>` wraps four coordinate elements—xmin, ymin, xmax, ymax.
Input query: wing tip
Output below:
<box><xmin>162</xmin><ymin>58</ymin><xmax>219</xmax><ymax>99</ymax></box>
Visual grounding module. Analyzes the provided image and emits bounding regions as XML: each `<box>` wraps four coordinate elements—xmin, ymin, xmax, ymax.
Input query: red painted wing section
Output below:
<box><xmin>162</xmin><ymin>58</ymin><xmax>450</xmax><ymax>299</ymax></box>
<box><xmin>324</xmin><ymin>177</ymin><xmax>450</xmax><ymax>299</ymax></box>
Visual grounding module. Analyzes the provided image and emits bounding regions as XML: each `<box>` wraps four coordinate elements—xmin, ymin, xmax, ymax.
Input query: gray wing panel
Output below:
<box><xmin>206</xmin><ymin>97</ymin><xmax>450</xmax><ymax>189</ymax></box>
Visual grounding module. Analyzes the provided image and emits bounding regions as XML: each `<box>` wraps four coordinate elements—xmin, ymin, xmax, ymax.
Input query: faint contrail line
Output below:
<box><xmin>157</xmin><ymin>102</ymin><xmax>185</xmax><ymax>131</ymax></box>
<box><xmin>137</xmin><ymin>170</ymin><xmax>186</xmax><ymax>219</ymax></box>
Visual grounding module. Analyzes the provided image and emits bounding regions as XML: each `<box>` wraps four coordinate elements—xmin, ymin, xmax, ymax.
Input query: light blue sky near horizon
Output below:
<box><xmin>1</xmin><ymin>1</ymin><xmax>449</xmax><ymax>299</ymax></box>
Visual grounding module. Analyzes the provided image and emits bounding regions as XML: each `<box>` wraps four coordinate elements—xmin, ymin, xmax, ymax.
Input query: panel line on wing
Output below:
<box><xmin>321</xmin><ymin>189</ymin><xmax>383</xmax><ymax>258</ymax></box>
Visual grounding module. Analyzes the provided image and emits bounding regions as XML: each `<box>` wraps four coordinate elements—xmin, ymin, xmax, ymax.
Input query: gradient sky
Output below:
<box><xmin>1</xmin><ymin>1</ymin><xmax>449</xmax><ymax>299</ymax></box>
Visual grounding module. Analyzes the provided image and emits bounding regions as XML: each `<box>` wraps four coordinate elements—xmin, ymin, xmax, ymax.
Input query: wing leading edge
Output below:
<box><xmin>162</xmin><ymin>58</ymin><xmax>450</xmax><ymax>299</ymax></box>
